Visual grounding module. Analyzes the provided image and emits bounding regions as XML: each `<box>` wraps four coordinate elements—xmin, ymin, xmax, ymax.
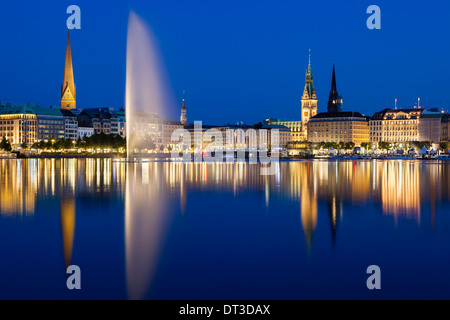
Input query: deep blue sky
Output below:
<box><xmin>0</xmin><ymin>0</ymin><xmax>449</xmax><ymax>124</ymax></box>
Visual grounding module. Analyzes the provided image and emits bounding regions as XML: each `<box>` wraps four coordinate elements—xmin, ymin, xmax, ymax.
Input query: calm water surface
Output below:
<box><xmin>0</xmin><ymin>159</ymin><xmax>449</xmax><ymax>299</ymax></box>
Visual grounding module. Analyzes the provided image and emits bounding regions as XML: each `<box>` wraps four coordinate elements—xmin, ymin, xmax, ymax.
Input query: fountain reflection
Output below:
<box><xmin>125</xmin><ymin>162</ymin><xmax>173</xmax><ymax>300</ymax></box>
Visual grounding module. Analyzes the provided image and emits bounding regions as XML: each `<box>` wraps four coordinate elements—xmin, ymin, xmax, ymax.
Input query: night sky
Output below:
<box><xmin>1</xmin><ymin>0</ymin><xmax>449</xmax><ymax>124</ymax></box>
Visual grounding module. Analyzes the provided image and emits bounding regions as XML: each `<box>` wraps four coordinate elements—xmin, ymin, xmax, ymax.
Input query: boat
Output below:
<box><xmin>437</xmin><ymin>155</ymin><xmax>450</xmax><ymax>161</ymax></box>
<box><xmin>0</xmin><ymin>152</ymin><xmax>17</xmax><ymax>159</ymax></box>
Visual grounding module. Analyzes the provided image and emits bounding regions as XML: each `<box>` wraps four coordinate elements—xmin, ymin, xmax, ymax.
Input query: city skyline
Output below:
<box><xmin>1</xmin><ymin>1</ymin><xmax>450</xmax><ymax>302</ymax></box>
<box><xmin>1</xmin><ymin>1</ymin><xmax>450</xmax><ymax>124</ymax></box>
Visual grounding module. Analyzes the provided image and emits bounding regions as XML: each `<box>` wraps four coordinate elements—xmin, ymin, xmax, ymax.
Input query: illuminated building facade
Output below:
<box><xmin>307</xmin><ymin>112</ymin><xmax>370</xmax><ymax>146</ymax></box>
<box><xmin>0</xmin><ymin>105</ymin><xmax>67</xmax><ymax>145</ymax></box>
<box><xmin>264</xmin><ymin>118</ymin><xmax>301</xmax><ymax>142</ymax></box>
<box><xmin>0</xmin><ymin>104</ymin><xmax>37</xmax><ymax>146</ymax></box>
<box><xmin>369</xmin><ymin>108</ymin><xmax>424</xmax><ymax>143</ymax></box>
<box><xmin>61</xmin><ymin>109</ymin><xmax>78</xmax><ymax>140</ymax></box>
<box><xmin>78</xmin><ymin>127</ymin><xmax>94</xmax><ymax>139</ymax></box>
<box><xmin>183</xmin><ymin>123</ymin><xmax>291</xmax><ymax>152</ymax></box>
<box><xmin>163</xmin><ymin>120</ymin><xmax>185</xmax><ymax>151</ymax></box>
<box><xmin>36</xmin><ymin>107</ymin><xmax>66</xmax><ymax>141</ymax></box>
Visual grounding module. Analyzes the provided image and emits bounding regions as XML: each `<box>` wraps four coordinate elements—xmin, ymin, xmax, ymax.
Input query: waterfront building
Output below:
<box><xmin>78</xmin><ymin>108</ymin><xmax>119</xmax><ymax>135</ymax></box>
<box><xmin>264</xmin><ymin>118</ymin><xmax>301</xmax><ymax>142</ymax></box>
<box><xmin>307</xmin><ymin>111</ymin><xmax>370</xmax><ymax>146</ymax></box>
<box><xmin>254</xmin><ymin>123</ymin><xmax>292</xmax><ymax>149</ymax></box>
<box><xmin>61</xmin><ymin>109</ymin><xmax>78</xmax><ymax>140</ymax></box>
<box><xmin>61</xmin><ymin>32</ymin><xmax>76</xmax><ymax>110</ymax></box>
<box><xmin>183</xmin><ymin>122</ymin><xmax>290</xmax><ymax>152</ymax></box>
<box><xmin>111</xmin><ymin>109</ymin><xmax>126</xmax><ymax>137</ymax></box>
<box><xmin>418</xmin><ymin>108</ymin><xmax>446</xmax><ymax>144</ymax></box>
<box><xmin>442</xmin><ymin>115</ymin><xmax>450</xmax><ymax>142</ymax></box>
<box><xmin>0</xmin><ymin>104</ymin><xmax>66</xmax><ymax>145</ymax></box>
<box><xmin>127</xmin><ymin>111</ymin><xmax>184</xmax><ymax>151</ymax></box>
<box><xmin>307</xmin><ymin>64</ymin><xmax>368</xmax><ymax>146</ymax></box>
<box><xmin>35</xmin><ymin>107</ymin><xmax>66</xmax><ymax>141</ymax></box>
<box><xmin>369</xmin><ymin>108</ymin><xmax>424</xmax><ymax>144</ymax></box>
<box><xmin>77</xmin><ymin>127</ymin><xmax>94</xmax><ymax>139</ymax></box>
<box><xmin>0</xmin><ymin>104</ymin><xmax>37</xmax><ymax>146</ymax></box>
<box><xmin>163</xmin><ymin>120</ymin><xmax>184</xmax><ymax>151</ymax></box>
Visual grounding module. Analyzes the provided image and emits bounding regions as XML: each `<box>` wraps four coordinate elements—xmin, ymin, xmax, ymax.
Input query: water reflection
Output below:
<box><xmin>0</xmin><ymin>159</ymin><xmax>449</xmax><ymax>297</ymax></box>
<box><xmin>60</xmin><ymin>195</ymin><xmax>75</xmax><ymax>268</ymax></box>
<box><xmin>125</xmin><ymin>162</ymin><xmax>172</xmax><ymax>300</ymax></box>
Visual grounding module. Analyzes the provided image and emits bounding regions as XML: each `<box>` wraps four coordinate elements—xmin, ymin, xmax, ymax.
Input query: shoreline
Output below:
<box><xmin>2</xmin><ymin>153</ymin><xmax>448</xmax><ymax>162</ymax></box>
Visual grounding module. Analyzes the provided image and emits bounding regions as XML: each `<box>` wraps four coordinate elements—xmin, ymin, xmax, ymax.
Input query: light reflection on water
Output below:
<box><xmin>0</xmin><ymin>159</ymin><xmax>449</xmax><ymax>299</ymax></box>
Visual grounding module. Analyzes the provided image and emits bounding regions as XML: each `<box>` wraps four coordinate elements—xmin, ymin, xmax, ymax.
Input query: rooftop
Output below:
<box><xmin>310</xmin><ymin>111</ymin><xmax>366</xmax><ymax>119</ymax></box>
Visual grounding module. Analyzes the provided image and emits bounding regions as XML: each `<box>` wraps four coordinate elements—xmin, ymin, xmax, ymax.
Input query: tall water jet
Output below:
<box><xmin>125</xmin><ymin>11</ymin><xmax>174</xmax><ymax>159</ymax></box>
<box><xmin>124</xmin><ymin>11</ymin><xmax>176</xmax><ymax>299</ymax></box>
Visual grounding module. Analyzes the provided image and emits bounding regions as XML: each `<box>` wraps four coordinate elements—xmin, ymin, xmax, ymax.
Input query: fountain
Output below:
<box><xmin>124</xmin><ymin>10</ymin><xmax>176</xmax><ymax>300</ymax></box>
<box><xmin>125</xmin><ymin>11</ymin><xmax>174</xmax><ymax>160</ymax></box>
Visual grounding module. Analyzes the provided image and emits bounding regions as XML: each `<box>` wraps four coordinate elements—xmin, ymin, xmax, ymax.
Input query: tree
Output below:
<box><xmin>76</xmin><ymin>137</ymin><xmax>83</xmax><ymax>148</ymax></box>
<box><xmin>413</xmin><ymin>141</ymin><xmax>432</xmax><ymax>150</ymax></box>
<box><xmin>0</xmin><ymin>137</ymin><xmax>12</xmax><ymax>152</ymax></box>
<box><xmin>1</xmin><ymin>137</ymin><xmax>7</xmax><ymax>150</ymax></box>
<box><xmin>63</xmin><ymin>139</ymin><xmax>73</xmax><ymax>150</ymax></box>
<box><xmin>45</xmin><ymin>139</ymin><xmax>53</xmax><ymax>149</ymax></box>
<box><xmin>361</xmin><ymin>142</ymin><xmax>373</xmax><ymax>151</ymax></box>
<box><xmin>440</xmin><ymin>142</ymin><xmax>448</xmax><ymax>152</ymax></box>
<box><xmin>38</xmin><ymin>140</ymin><xmax>46</xmax><ymax>150</ymax></box>
<box><xmin>20</xmin><ymin>142</ymin><xmax>28</xmax><ymax>150</ymax></box>
<box><xmin>378</xmin><ymin>141</ymin><xmax>392</xmax><ymax>151</ymax></box>
<box><xmin>345</xmin><ymin>142</ymin><xmax>355</xmax><ymax>150</ymax></box>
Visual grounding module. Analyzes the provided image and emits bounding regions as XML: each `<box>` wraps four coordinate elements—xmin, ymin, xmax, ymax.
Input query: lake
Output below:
<box><xmin>0</xmin><ymin>158</ymin><xmax>449</xmax><ymax>299</ymax></box>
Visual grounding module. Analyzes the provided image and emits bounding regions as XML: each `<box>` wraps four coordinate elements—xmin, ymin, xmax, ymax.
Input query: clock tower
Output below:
<box><xmin>301</xmin><ymin>50</ymin><xmax>318</xmax><ymax>138</ymax></box>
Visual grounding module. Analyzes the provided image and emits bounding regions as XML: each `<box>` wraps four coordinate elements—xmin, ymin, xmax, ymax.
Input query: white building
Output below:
<box><xmin>78</xmin><ymin>127</ymin><xmax>94</xmax><ymax>139</ymax></box>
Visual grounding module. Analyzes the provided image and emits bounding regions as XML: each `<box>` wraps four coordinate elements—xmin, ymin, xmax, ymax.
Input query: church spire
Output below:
<box><xmin>327</xmin><ymin>63</ymin><xmax>342</xmax><ymax>113</ymax></box>
<box><xmin>180</xmin><ymin>90</ymin><xmax>187</xmax><ymax>125</ymax></box>
<box><xmin>331</xmin><ymin>63</ymin><xmax>337</xmax><ymax>93</ymax></box>
<box><xmin>307</xmin><ymin>49</ymin><xmax>311</xmax><ymax>75</ymax></box>
<box><xmin>61</xmin><ymin>31</ymin><xmax>76</xmax><ymax>110</ymax></box>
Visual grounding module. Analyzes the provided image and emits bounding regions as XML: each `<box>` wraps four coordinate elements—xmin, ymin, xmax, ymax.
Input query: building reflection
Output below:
<box><xmin>0</xmin><ymin>159</ymin><xmax>36</xmax><ymax>215</ymax></box>
<box><xmin>376</xmin><ymin>161</ymin><xmax>421</xmax><ymax>221</ymax></box>
<box><xmin>0</xmin><ymin>158</ymin><xmax>448</xmax><ymax>281</ymax></box>
<box><xmin>60</xmin><ymin>196</ymin><xmax>75</xmax><ymax>268</ymax></box>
